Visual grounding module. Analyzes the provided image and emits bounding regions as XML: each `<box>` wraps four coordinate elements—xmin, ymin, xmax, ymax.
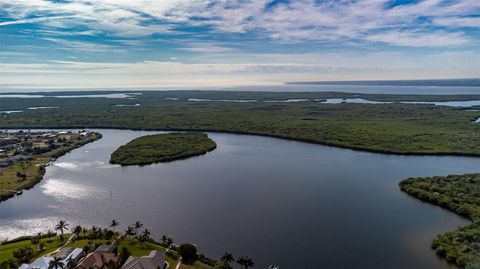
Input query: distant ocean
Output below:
<box><xmin>1</xmin><ymin>79</ymin><xmax>480</xmax><ymax>95</ymax></box>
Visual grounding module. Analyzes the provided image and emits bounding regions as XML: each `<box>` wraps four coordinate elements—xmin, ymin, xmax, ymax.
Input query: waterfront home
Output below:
<box><xmin>120</xmin><ymin>251</ymin><xmax>167</xmax><ymax>269</ymax></box>
<box><xmin>56</xmin><ymin>247</ymin><xmax>85</xmax><ymax>263</ymax></box>
<box><xmin>18</xmin><ymin>248</ymin><xmax>84</xmax><ymax>269</ymax></box>
<box><xmin>75</xmin><ymin>252</ymin><xmax>118</xmax><ymax>269</ymax></box>
<box><xmin>19</xmin><ymin>256</ymin><xmax>53</xmax><ymax>269</ymax></box>
<box><xmin>95</xmin><ymin>244</ymin><xmax>117</xmax><ymax>253</ymax></box>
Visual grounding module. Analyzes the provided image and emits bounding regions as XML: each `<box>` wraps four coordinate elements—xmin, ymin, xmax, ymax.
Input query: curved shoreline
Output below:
<box><xmin>399</xmin><ymin>174</ymin><xmax>480</xmax><ymax>267</ymax></box>
<box><xmin>0</xmin><ymin>128</ymin><xmax>477</xmax><ymax>268</ymax></box>
<box><xmin>1</xmin><ymin>125</ymin><xmax>479</xmax><ymax>157</ymax></box>
<box><xmin>0</xmin><ymin>132</ymin><xmax>102</xmax><ymax>203</ymax></box>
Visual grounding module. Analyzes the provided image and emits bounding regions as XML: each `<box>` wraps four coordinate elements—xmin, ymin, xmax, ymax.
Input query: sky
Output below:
<box><xmin>0</xmin><ymin>0</ymin><xmax>479</xmax><ymax>89</ymax></box>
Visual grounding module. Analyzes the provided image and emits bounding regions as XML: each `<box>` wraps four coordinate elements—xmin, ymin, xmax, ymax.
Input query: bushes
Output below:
<box><xmin>178</xmin><ymin>243</ymin><xmax>198</xmax><ymax>261</ymax></box>
<box><xmin>12</xmin><ymin>247</ymin><xmax>34</xmax><ymax>264</ymax></box>
<box><xmin>400</xmin><ymin>173</ymin><xmax>480</xmax><ymax>267</ymax></box>
<box><xmin>1</xmin><ymin>91</ymin><xmax>480</xmax><ymax>156</ymax></box>
<box><xmin>110</xmin><ymin>132</ymin><xmax>217</xmax><ymax>166</ymax></box>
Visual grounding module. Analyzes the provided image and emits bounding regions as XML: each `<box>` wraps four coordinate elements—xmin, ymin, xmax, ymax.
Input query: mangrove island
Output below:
<box><xmin>110</xmin><ymin>132</ymin><xmax>217</xmax><ymax>166</ymax></box>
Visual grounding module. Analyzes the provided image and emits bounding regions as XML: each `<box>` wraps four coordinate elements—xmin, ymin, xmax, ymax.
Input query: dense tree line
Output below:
<box><xmin>400</xmin><ymin>174</ymin><xmax>480</xmax><ymax>267</ymax></box>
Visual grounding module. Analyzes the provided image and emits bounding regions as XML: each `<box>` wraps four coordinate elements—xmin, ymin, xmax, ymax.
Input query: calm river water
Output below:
<box><xmin>1</xmin><ymin>129</ymin><xmax>479</xmax><ymax>269</ymax></box>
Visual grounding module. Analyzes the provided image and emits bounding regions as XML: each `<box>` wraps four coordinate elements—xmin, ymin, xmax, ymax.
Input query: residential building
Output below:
<box><xmin>120</xmin><ymin>251</ymin><xmax>167</xmax><ymax>269</ymax></box>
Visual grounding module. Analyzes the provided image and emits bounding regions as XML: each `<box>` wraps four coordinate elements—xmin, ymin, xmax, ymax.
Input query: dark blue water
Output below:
<box><xmin>1</xmin><ymin>130</ymin><xmax>479</xmax><ymax>269</ymax></box>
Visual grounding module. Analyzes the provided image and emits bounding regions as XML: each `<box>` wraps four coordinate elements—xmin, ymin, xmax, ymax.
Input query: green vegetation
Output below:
<box><xmin>110</xmin><ymin>132</ymin><xmax>216</xmax><ymax>165</ymax></box>
<box><xmin>1</xmin><ymin>91</ymin><xmax>479</xmax><ymax>156</ymax></box>
<box><xmin>400</xmin><ymin>174</ymin><xmax>480</xmax><ymax>267</ymax></box>
<box><xmin>0</xmin><ymin>132</ymin><xmax>101</xmax><ymax>202</ymax></box>
<box><xmin>0</xmin><ymin>233</ymin><xmax>69</xmax><ymax>265</ymax></box>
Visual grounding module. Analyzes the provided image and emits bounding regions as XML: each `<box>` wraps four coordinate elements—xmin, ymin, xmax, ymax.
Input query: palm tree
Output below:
<box><xmin>161</xmin><ymin>235</ymin><xmax>168</xmax><ymax>244</ymax></box>
<box><xmin>133</xmin><ymin>221</ymin><xmax>143</xmax><ymax>234</ymax></box>
<box><xmin>55</xmin><ymin>220</ymin><xmax>69</xmax><ymax>241</ymax></box>
<box><xmin>125</xmin><ymin>226</ymin><xmax>135</xmax><ymax>237</ymax></box>
<box><xmin>166</xmin><ymin>237</ymin><xmax>174</xmax><ymax>248</ymax></box>
<box><xmin>48</xmin><ymin>257</ymin><xmax>64</xmax><ymax>269</ymax></box>
<box><xmin>220</xmin><ymin>252</ymin><xmax>235</xmax><ymax>265</ymax></box>
<box><xmin>65</xmin><ymin>258</ymin><xmax>76</xmax><ymax>269</ymax></box>
<box><xmin>91</xmin><ymin>226</ymin><xmax>98</xmax><ymax>238</ymax></box>
<box><xmin>110</xmin><ymin>219</ymin><xmax>119</xmax><ymax>232</ymax></box>
<box><xmin>160</xmin><ymin>235</ymin><xmax>173</xmax><ymax>248</ymax></box>
<box><xmin>73</xmin><ymin>226</ymin><xmax>82</xmax><ymax>237</ymax></box>
<box><xmin>140</xmin><ymin>229</ymin><xmax>151</xmax><ymax>242</ymax></box>
<box><xmin>236</xmin><ymin>256</ymin><xmax>254</xmax><ymax>269</ymax></box>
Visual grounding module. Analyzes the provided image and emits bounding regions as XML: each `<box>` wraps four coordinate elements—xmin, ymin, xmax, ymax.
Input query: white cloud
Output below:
<box><xmin>0</xmin><ymin>15</ymin><xmax>71</xmax><ymax>26</ymax></box>
<box><xmin>1</xmin><ymin>50</ymin><xmax>478</xmax><ymax>88</ymax></box>
<box><xmin>433</xmin><ymin>17</ymin><xmax>480</xmax><ymax>28</ymax></box>
<box><xmin>178</xmin><ymin>43</ymin><xmax>235</xmax><ymax>53</ymax></box>
<box><xmin>0</xmin><ymin>0</ymin><xmax>478</xmax><ymax>47</ymax></box>
<box><xmin>366</xmin><ymin>30</ymin><xmax>470</xmax><ymax>47</ymax></box>
<box><xmin>42</xmin><ymin>38</ymin><xmax>124</xmax><ymax>53</ymax></box>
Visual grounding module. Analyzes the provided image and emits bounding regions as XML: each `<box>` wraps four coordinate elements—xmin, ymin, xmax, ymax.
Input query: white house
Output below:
<box><xmin>18</xmin><ymin>248</ymin><xmax>85</xmax><ymax>269</ymax></box>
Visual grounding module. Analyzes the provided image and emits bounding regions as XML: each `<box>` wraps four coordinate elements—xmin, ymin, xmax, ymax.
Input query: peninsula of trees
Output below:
<box><xmin>0</xmin><ymin>131</ymin><xmax>101</xmax><ymax>202</ymax></box>
<box><xmin>110</xmin><ymin>132</ymin><xmax>217</xmax><ymax>166</ymax></box>
<box><xmin>399</xmin><ymin>173</ymin><xmax>480</xmax><ymax>268</ymax></box>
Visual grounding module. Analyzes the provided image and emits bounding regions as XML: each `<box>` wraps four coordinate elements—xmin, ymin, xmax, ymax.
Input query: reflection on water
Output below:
<box><xmin>114</xmin><ymin>103</ymin><xmax>141</xmax><ymax>107</ymax></box>
<box><xmin>41</xmin><ymin>178</ymin><xmax>105</xmax><ymax>200</ymax></box>
<box><xmin>322</xmin><ymin>98</ymin><xmax>480</xmax><ymax>107</ymax></box>
<box><xmin>27</xmin><ymin>106</ymin><xmax>59</xmax><ymax>110</ymax></box>
<box><xmin>322</xmin><ymin>98</ymin><xmax>392</xmax><ymax>104</ymax></box>
<box><xmin>404</xmin><ymin>100</ymin><xmax>480</xmax><ymax>107</ymax></box>
<box><xmin>188</xmin><ymin>98</ymin><xmax>258</xmax><ymax>103</ymax></box>
<box><xmin>264</xmin><ymin>99</ymin><xmax>309</xmax><ymax>103</ymax></box>
<box><xmin>0</xmin><ymin>110</ymin><xmax>23</xmax><ymax>114</ymax></box>
<box><xmin>1</xmin><ymin>217</ymin><xmax>61</xmax><ymax>242</ymax></box>
<box><xmin>0</xmin><ymin>129</ymin><xmax>478</xmax><ymax>269</ymax></box>
<box><xmin>0</xmin><ymin>93</ymin><xmax>141</xmax><ymax>99</ymax></box>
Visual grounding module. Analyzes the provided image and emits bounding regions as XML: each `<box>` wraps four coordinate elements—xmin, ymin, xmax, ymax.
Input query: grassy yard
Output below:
<box><xmin>0</xmin><ymin>159</ymin><xmax>46</xmax><ymax>199</ymax></box>
<box><xmin>66</xmin><ymin>237</ymin><xmax>180</xmax><ymax>269</ymax></box>
<box><xmin>0</xmin><ymin>133</ymin><xmax>101</xmax><ymax>202</ymax></box>
<box><xmin>0</xmin><ymin>235</ymin><xmax>70</xmax><ymax>264</ymax></box>
<box><xmin>179</xmin><ymin>261</ymin><xmax>213</xmax><ymax>269</ymax></box>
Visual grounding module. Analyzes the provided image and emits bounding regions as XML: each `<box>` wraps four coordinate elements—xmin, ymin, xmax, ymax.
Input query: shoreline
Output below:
<box><xmin>0</xmin><ymin>132</ymin><xmax>102</xmax><ymax>203</ymax></box>
<box><xmin>399</xmin><ymin>174</ymin><xmax>480</xmax><ymax>267</ymax></box>
<box><xmin>1</xmin><ymin>126</ymin><xmax>479</xmax><ymax>157</ymax></box>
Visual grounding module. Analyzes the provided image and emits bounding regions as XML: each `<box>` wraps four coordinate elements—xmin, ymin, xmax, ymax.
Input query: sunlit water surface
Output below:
<box><xmin>1</xmin><ymin>129</ymin><xmax>479</xmax><ymax>269</ymax></box>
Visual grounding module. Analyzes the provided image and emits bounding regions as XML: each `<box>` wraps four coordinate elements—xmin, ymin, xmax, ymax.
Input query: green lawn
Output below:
<box><xmin>0</xmin><ymin>235</ymin><xmax>69</xmax><ymax>264</ymax></box>
<box><xmin>179</xmin><ymin>261</ymin><xmax>212</xmax><ymax>269</ymax></box>
<box><xmin>0</xmin><ymin>133</ymin><xmax>101</xmax><ymax>202</ymax></box>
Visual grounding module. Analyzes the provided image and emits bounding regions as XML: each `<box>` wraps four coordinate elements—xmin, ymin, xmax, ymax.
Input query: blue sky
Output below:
<box><xmin>0</xmin><ymin>0</ymin><xmax>479</xmax><ymax>89</ymax></box>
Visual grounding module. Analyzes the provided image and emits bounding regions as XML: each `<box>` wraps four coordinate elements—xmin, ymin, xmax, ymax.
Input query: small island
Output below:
<box><xmin>110</xmin><ymin>132</ymin><xmax>217</xmax><ymax>166</ymax></box>
<box><xmin>399</xmin><ymin>173</ymin><xmax>480</xmax><ymax>268</ymax></box>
